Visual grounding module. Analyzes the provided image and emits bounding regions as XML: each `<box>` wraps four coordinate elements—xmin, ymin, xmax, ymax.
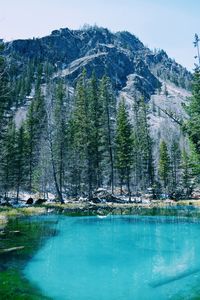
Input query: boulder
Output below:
<box><xmin>92</xmin><ymin>188</ymin><xmax>123</xmax><ymax>203</ymax></box>
<box><xmin>35</xmin><ymin>198</ymin><xmax>47</xmax><ymax>205</ymax></box>
<box><xmin>26</xmin><ymin>197</ymin><xmax>34</xmax><ymax>205</ymax></box>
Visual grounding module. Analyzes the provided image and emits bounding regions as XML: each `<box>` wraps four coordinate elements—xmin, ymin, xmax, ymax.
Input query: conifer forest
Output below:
<box><xmin>0</xmin><ymin>27</ymin><xmax>199</xmax><ymax>203</ymax></box>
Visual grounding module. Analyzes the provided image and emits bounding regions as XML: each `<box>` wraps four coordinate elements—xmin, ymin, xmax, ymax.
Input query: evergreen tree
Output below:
<box><xmin>87</xmin><ymin>72</ymin><xmax>103</xmax><ymax>189</ymax></box>
<box><xmin>52</xmin><ymin>80</ymin><xmax>67</xmax><ymax>198</ymax></box>
<box><xmin>170</xmin><ymin>140</ymin><xmax>181</xmax><ymax>192</ymax></box>
<box><xmin>67</xmin><ymin>117</ymin><xmax>81</xmax><ymax>197</ymax></box>
<box><xmin>15</xmin><ymin>125</ymin><xmax>27</xmax><ymax>202</ymax></box>
<box><xmin>45</xmin><ymin>81</ymin><xmax>64</xmax><ymax>203</ymax></box>
<box><xmin>186</xmin><ymin>69</ymin><xmax>200</xmax><ymax>155</ymax></box>
<box><xmin>139</xmin><ymin>98</ymin><xmax>155</xmax><ymax>189</ymax></box>
<box><xmin>25</xmin><ymin>81</ymin><xmax>46</xmax><ymax>191</ymax></box>
<box><xmin>1</xmin><ymin>121</ymin><xmax>16</xmax><ymax>199</ymax></box>
<box><xmin>185</xmin><ymin>36</ymin><xmax>200</xmax><ymax>185</ymax></box>
<box><xmin>115</xmin><ymin>99</ymin><xmax>133</xmax><ymax>199</ymax></box>
<box><xmin>132</xmin><ymin>98</ymin><xmax>154</xmax><ymax>192</ymax></box>
<box><xmin>26</xmin><ymin>101</ymin><xmax>36</xmax><ymax>191</ymax></box>
<box><xmin>72</xmin><ymin>70</ymin><xmax>93</xmax><ymax>198</ymax></box>
<box><xmin>181</xmin><ymin>149</ymin><xmax>193</xmax><ymax>197</ymax></box>
<box><xmin>99</xmin><ymin>75</ymin><xmax>115</xmax><ymax>193</ymax></box>
<box><xmin>0</xmin><ymin>43</ymin><xmax>10</xmax><ymax>131</ymax></box>
<box><xmin>158</xmin><ymin>140</ymin><xmax>170</xmax><ymax>193</ymax></box>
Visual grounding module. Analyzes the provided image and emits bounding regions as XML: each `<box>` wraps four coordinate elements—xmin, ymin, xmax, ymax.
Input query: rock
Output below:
<box><xmin>133</xmin><ymin>198</ymin><xmax>142</xmax><ymax>204</ymax></box>
<box><xmin>5</xmin><ymin>26</ymin><xmax>191</xmax><ymax>97</ymax></box>
<box><xmin>91</xmin><ymin>197</ymin><xmax>102</xmax><ymax>204</ymax></box>
<box><xmin>142</xmin><ymin>199</ymin><xmax>151</xmax><ymax>204</ymax></box>
<box><xmin>93</xmin><ymin>188</ymin><xmax>112</xmax><ymax>200</ymax></box>
<box><xmin>26</xmin><ymin>197</ymin><xmax>34</xmax><ymax>205</ymax></box>
<box><xmin>34</xmin><ymin>198</ymin><xmax>47</xmax><ymax>205</ymax></box>
<box><xmin>91</xmin><ymin>188</ymin><xmax>123</xmax><ymax>203</ymax></box>
<box><xmin>78</xmin><ymin>197</ymin><xmax>88</xmax><ymax>202</ymax></box>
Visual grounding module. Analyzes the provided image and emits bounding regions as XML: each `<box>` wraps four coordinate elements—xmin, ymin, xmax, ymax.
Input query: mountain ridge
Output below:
<box><xmin>0</xmin><ymin>25</ymin><xmax>195</xmax><ymax>200</ymax></box>
<box><xmin>2</xmin><ymin>25</ymin><xmax>192</xmax><ymax>154</ymax></box>
<box><xmin>4</xmin><ymin>25</ymin><xmax>192</xmax><ymax>97</ymax></box>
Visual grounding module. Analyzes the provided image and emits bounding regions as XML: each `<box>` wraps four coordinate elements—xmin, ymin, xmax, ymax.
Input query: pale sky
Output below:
<box><xmin>1</xmin><ymin>0</ymin><xmax>199</xmax><ymax>71</ymax></box>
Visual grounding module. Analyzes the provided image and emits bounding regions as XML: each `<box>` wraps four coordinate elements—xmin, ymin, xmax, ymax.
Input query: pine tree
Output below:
<box><xmin>185</xmin><ymin>36</ymin><xmax>200</xmax><ymax>185</ymax></box>
<box><xmin>70</xmin><ymin>70</ymin><xmax>92</xmax><ymax>197</ymax></box>
<box><xmin>132</xmin><ymin>99</ymin><xmax>141</xmax><ymax>192</ymax></box>
<box><xmin>181</xmin><ymin>149</ymin><xmax>193</xmax><ymax>197</ymax></box>
<box><xmin>132</xmin><ymin>98</ymin><xmax>154</xmax><ymax>192</ymax></box>
<box><xmin>15</xmin><ymin>125</ymin><xmax>27</xmax><ymax>202</ymax></box>
<box><xmin>87</xmin><ymin>72</ymin><xmax>103</xmax><ymax>189</ymax></box>
<box><xmin>45</xmin><ymin>81</ymin><xmax>65</xmax><ymax>203</ymax></box>
<box><xmin>1</xmin><ymin>121</ymin><xmax>16</xmax><ymax>199</ymax></box>
<box><xmin>99</xmin><ymin>75</ymin><xmax>115</xmax><ymax>193</ymax></box>
<box><xmin>52</xmin><ymin>80</ymin><xmax>67</xmax><ymax>198</ymax></box>
<box><xmin>25</xmin><ymin>81</ymin><xmax>46</xmax><ymax>191</ymax></box>
<box><xmin>170</xmin><ymin>141</ymin><xmax>181</xmax><ymax>192</ymax></box>
<box><xmin>158</xmin><ymin>140</ymin><xmax>170</xmax><ymax>194</ymax></box>
<box><xmin>0</xmin><ymin>43</ymin><xmax>10</xmax><ymax>132</ymax></box>
<box><xmin>115</xmin><ymin>99</ymin><xmax>133</xmax><ymax>200</ymax></box>
<box><xmin>139</xmin><ymin>98</ymin><xmax>154</xmax><ymax>189</ymax></box>
<box><xmin>33</xmin><ymin>137</ymin><xmax>51</xmax><ymax>199</ymax></box>
<box><xmin>67</xmin><ymin>117</ymin><xmax>81</xmax><ymax>197</ymax></box>
<box><xmin>186</xmin><ymin>69</ymin><xmax>200</xmax><ymax>155</ymax></box>
<box><xmin>26</xmin><ymin>101</ymin><xmax>36</xmax><ymax>191</ymax></box>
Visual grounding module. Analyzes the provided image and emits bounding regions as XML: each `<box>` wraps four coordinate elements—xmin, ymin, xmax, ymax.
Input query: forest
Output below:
<box><xmin>0</xmin><ymin>41</ymin><xmax>200</xmax><ymax>204</ymax></box>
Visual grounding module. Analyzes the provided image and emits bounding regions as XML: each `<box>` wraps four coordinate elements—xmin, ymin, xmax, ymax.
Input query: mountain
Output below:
<box><xmin>0</xmin><ymin>25</ymin><xmax>194</xmax><ymax>200</ymax></box>
<box><xmin>5</xmin><ymin>26</ymin><xmax>191</xmax><ymax>94</ymax></box>
<box><xmin>3</xmin><ymin>25</ymin><xmax>192</xmax><ymax>147</ymax></box>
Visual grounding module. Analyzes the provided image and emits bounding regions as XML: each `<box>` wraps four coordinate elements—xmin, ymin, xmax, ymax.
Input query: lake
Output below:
<box><xmin>23</xmin><ymin>214</ymin><xmax>200</xmax><ymax>300</ymax></box>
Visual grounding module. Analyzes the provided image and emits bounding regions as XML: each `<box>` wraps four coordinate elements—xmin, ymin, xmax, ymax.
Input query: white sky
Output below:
<box><xmin>1</xmin><ymin>0</ymin><xmax>200</xmax><ymax>71</ymax></box>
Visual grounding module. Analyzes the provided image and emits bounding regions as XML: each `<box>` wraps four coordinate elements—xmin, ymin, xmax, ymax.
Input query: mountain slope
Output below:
<box><xmin>3</xmin><ymin>25</ymin><xmax>192</xmax><ymax>150</ymax></box>
<box><xmin>5</xmin><ymin>26</ymin><xmax>192</xmax><ymax>93</ymax></box>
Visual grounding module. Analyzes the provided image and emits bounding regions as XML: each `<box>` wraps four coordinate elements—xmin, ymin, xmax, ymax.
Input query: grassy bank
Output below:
<box><xmin>1</xmin><ymin>199</ymin><xmax>200</xmax><ymax>220</ymax></box>
<box><xmin>0</xmin><ymin>215</ymin><xmax>55</xmax><ymax>299</ymax></box>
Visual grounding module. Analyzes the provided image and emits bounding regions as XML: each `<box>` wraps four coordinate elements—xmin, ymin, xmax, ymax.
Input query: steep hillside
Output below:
<box><xmin>0</xmin><ymin>25</ymin><xmax>194</xmax><ymax>199</ymax></box>
<box><xmin>3</xmin><ymin>25</ymin><xmax>192</xmax><ymax>138</ymax></box>
<box><xmin>5</xmin><ymin>26</ymin><xmax>191</xmax><ymax>93</ymax></box>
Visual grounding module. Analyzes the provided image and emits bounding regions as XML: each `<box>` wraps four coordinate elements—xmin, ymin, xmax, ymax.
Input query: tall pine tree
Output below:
<box><xmin>158</xmin><ymin>140</ymin><xmax>170</xmax><ymax>194</ymax></box>
<box><xmin>115</xmin><ymin>99</ymin><xmax>133</xmax><ymax>199</ymax></box>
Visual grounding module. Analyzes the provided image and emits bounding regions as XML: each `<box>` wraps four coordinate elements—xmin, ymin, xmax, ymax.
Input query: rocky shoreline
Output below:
<box><xmin>0</xmin><ymin>186</ymin><xmax>200</xmax><ymax>221</ymax></box>
<box><xmin>1</xmin><ymin>198</ymin><xmax>200</xmax><ymax>222</ymax></box>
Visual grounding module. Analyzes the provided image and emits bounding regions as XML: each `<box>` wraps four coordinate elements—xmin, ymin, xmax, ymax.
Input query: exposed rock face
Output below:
<box><xmin>4</xmin><ymin>26</ymin><xmax>192</xmax><ymax>97</ymax></box>
<box><xmin>3</xmin><ymin>25</ymin><xmax>192</xmax><ymax>149</ymax></box>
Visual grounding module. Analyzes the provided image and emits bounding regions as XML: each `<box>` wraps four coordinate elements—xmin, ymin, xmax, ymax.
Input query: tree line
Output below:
<box><xmin>0</xmin><ymin>43</ymin><xmax>200</xmax><ymax>202</ymax></box>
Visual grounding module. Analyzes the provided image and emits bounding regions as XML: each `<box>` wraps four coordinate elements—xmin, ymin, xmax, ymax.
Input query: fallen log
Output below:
<box><xmin>0</xmin><ymin>246</ymin><xmax>25</xmax><ymax>254</ymax></box>
<box><xmin>8</xmin><ymin>230</ymin><xmax>21</xmax><ymax>235</ymax></box>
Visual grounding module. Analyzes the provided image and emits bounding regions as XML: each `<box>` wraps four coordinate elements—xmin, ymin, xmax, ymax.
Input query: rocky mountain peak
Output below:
<box><xmin>4</xmin><ymin>26</ymin><xmax>192</xmax><ymax>97</ymax></box>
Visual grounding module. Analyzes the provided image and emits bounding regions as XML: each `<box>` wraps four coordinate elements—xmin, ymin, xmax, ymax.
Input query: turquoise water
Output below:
<box><xmin>24</xmin><ymin>215</ymin><xmax>200</xmax><ymax>300</ymax></box>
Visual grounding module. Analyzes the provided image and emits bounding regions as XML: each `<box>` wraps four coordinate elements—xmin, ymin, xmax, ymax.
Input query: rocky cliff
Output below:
<box><xmin>3</xmin><ymin>25</ymin><xmax>193</xmax><ymax>149</ymax></box>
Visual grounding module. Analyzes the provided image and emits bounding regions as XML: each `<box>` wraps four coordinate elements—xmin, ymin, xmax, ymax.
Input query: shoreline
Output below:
<box><xmin>1</xmin><ymin>199</ymin><xmax>200</xmax><ymax>221</ymax></box>
<box><xmin>1</xmin><ymin>202</ymin><xmax>200</xmax><ymax>299</ymax></box>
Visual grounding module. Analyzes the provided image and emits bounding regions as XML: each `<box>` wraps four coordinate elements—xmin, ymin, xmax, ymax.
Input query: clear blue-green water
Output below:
<box><xmin>24</xmin><ymin>215</ymin><xmax>200</xmax><ymax>300</ymax></box>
